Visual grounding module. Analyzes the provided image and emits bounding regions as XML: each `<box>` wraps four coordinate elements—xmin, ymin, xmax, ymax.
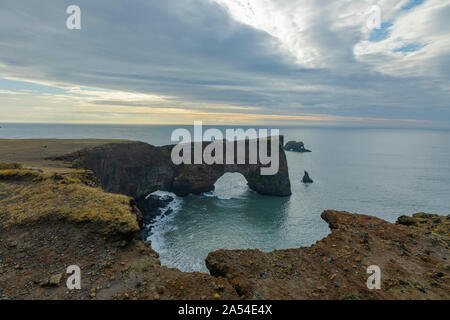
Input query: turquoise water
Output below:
<box><xmin>2</xmin><ymin>123</ymin><xmax>450</xmax><ymax>272</ymax></box>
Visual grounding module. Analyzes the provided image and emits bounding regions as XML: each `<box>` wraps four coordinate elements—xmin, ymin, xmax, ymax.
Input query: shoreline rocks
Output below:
<box><xmin>137</xmin><ymin>193</ymin><xmax>175</xmax><ymax>239</ymax></box>
<box><xmin>206</xmin><ymin>210</ymin><xmax>449</xmax><ymax>300</ymax></box>
<box><xmin>138</xmin><ymin>194</ymin><xmax>174</xmax><ymax>220</ymax></box>
<box><xmin>0</xmin><ymin>166</ymin><xmax>239</xmax><ymax>300</ymax></box>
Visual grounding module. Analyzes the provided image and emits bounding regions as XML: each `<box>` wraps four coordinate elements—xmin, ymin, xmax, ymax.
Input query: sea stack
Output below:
<box><xmin>302</xmin><ymin>171</ymin><xmax>314</xmax><ymax>184</ymax></box>
<box><xmin>284</xmin><ymin>141</ymin><xmax>311</xmax><ymax>153</ymax></box>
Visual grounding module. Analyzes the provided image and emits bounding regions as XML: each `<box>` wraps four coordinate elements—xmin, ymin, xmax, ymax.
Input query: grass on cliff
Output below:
<box><xmin>0</xmin><ymin>162</ymin><xmax>22</xmax><ymax>170</ymax></box>
<box><xmin>0</xmin><ymin>165</ymin><xmax>140</xmax><ymax>236</ymax></box>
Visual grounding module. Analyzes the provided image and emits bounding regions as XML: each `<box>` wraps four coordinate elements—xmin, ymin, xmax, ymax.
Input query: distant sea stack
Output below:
<box><xmin>302</xmin><ymin>171</ymin><xmax>314</xmax><ymax>184</ymax></box>
<box><xmin>284</xmin><ymin>141</ymin><xmax>311</xmax><ymax>153</ymax></box>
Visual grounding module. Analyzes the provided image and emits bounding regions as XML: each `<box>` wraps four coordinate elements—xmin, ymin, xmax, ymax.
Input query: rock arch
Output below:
<box><xmin>58</xmin><ymin>137</ymin><xmax>291</xmax><ymax>200</ymax></box>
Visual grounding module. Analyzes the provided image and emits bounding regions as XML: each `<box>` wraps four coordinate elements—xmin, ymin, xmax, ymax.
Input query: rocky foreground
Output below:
<box><xmin>0</xmin><ymin>140</ymin><xmax>449</xmax><ymax>300</ymax></box>
<box><xmin>207</xmin><ymin>211</ymin><xmax>449</xmax><ymax>299</ymax></box>
<box><xmin>0</xmin><ymin>163</ymin><xmax>238</xmax><ymax>300</ymax></box>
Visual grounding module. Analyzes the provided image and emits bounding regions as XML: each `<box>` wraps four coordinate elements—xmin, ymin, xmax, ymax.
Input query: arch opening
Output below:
<box><xmin>211</xmin><ymin>172</ymin><xmax>249</xmax><ymax>200</ymax></box>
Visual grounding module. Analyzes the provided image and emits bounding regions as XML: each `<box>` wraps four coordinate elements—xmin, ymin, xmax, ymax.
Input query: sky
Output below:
<box><xmin>0</xmin><ymin>0</ymin><xmax>449</xmax><ymax>127</ymax></box>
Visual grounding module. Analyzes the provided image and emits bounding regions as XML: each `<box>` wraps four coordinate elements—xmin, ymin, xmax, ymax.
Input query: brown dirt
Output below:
<box><xmin>0</xmin><ymin>220</ymin><xmax>238</xmax><ymax>300</ymax></box>
<box><xmin>206</xmin><ymin>210</ymin><xmax>449</xmax><ymax>300</ymax></box>
<box><xmin>0</xmin><ymin>166</ymin><xmax>238</xmax><ymax>300</ymax></box>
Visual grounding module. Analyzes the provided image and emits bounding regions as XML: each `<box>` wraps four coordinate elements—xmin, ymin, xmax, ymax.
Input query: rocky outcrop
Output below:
<box><xmin>206</xmin><ymin>210</ymin><xmax>449</xmax><ymax>300</ymax></box>
<box><xmin>137</xmin><ymin>194</ymin><xmax>174</xmax><ymax>223</ymax></box>
<box><xmin>302</xmin><ymin>171</ymin><xmax>314</xmax><ymax>184</ymax></box>
<box><xmin>52</xmin><ymin>138</ymin><xmax>292</xmax><ymax>200</ymax></box>
<box><xmin>0</xmin><ymin>167</ymin><xmax>142</xmax><ymax>239</ymax></box>
<box><xmin>137</xmin><ymin>193</ymin><xmax>175</xmax><ymax>238</ymax></box>
<box><xmin>284</xmin><ymin>141</ymin><xmax>311</xmax><ymax>153</ymax></box>
<box><xmin>0</xmin><ymin>164</ymin><xmax>239</xmax><ymax>300</ymax></box>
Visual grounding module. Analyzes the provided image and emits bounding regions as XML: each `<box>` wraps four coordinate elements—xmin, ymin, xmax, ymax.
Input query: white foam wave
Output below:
<box><xmin>207</xmin><ymin>172</ymin><xmax>249</xmax><ymax>200</ymax></box>
<box><xmin>146</xmin><ymin>191</ymin><xmax>183</xmax><ymax>253</ymax></box>
<box><xmin>149</xmin><ymin>190</ymin><xmax>183</xmax><ymax>214</ymax></box>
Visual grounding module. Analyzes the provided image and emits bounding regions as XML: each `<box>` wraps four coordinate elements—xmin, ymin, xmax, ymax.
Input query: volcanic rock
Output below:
<box><xmin>302</xmin><ymin>171</ymin><xmax>314</xmax><ymax>184</ymax></box>
<box><xmin>284</xmin><ymin>141</ymin><xmax>311</xmax><ymax>153</ymax></box>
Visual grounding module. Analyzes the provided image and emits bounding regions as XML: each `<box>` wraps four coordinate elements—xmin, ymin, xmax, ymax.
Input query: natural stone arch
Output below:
<box><xmin>170</xmin><ymin>138</ymin><xmax>291</xmax><ymax>197</ymax></box>
<box><xmin>57</xmin><ymin>137</ymin><xmax>291</xmax><ymax>201</ymax></box>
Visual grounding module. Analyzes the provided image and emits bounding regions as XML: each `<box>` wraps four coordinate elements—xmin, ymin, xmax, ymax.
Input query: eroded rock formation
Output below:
<box><xmin>302</xmin><ymin>171</ymin><xmax>314</xmax><ymax>184</ymax></box>
<box><xmin>0</xmin><ymin>162</ymin><xmax>240</xmax><ymax>300</ymax></box>
<box><xmin>53</xmin><ymin>138</ymin><xmax>292</xmax><ymax>200</ymax></box>
<box><xmin>206</xmin><ymin>211</ymin><xmax>449</xmax><ymax>300</ymax></box>
<box><xmin>284</xmin><ymin>141</ymin><xmax>311</xmax><ymax>153</ymax></box>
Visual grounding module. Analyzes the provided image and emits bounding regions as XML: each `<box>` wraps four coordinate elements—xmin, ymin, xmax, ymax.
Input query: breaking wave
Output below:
<box><xmin>204</xmin><ymin>172</ymin><xmax>249</xmax><ymax>200</ymax></box>
<box><xmin>146</xmin><ymin>191</ymin><xmax>183</xmax><ymax>258</ymax></box>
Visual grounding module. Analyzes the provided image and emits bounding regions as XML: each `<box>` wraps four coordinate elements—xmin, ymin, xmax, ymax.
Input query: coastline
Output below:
<box><xmin>0</xmin><ymin>139</ymin><xmax>448</xmax><ymax>300</ymax></box>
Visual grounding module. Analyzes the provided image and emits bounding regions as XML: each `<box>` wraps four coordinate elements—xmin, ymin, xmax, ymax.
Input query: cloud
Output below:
<box><xmin>354</xmin><ymin>0</ymin><xmax>450</xmax><ymax>78</ymax></box>
<box><xmin>0</xmin><ymin>0</ymin><xmax>449</xmax><ymax>125</ymax></box>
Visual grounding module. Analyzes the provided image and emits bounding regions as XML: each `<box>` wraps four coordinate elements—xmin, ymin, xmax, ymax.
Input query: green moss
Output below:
<box><xmin>340</xmin><ymin>293</ymin><xmax>364</xmax><ymax>300</ymax></box>
<box><xmin>0</xmin><ymin>169</ymin><xmax>43</xmax><ymax>181</ymax></box>
<box><xmin>0</xmin><ymin>167</ymin><xmax>139</xmax><ymax>237</ymax></box>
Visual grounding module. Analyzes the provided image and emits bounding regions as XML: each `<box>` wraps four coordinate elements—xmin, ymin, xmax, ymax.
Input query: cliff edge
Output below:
<box><xmin>206</xmin><ymin>210</ymin><xmax>449</xmax><ymax>300</ymax></box>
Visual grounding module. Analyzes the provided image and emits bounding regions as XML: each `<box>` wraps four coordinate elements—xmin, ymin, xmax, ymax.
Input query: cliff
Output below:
<box><xmin>0</xmin><ymin>162</ymin><xmax>239</xmax><ymax>300</ymax></box>
<box><xmin>51</xmin><ymin>139</ymin><xmax>291</xmax><ymax>200</ymax></box>
<box><xmin>206</xmin><ymin>210</ymin><xmax>449</xmax><ymax>300</ymax></box>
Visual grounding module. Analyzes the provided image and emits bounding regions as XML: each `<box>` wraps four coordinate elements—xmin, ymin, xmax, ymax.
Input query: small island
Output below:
<box><xmin>284</xmin><ymin>141</ymin><xmax>311</xmax><ymax>153</ymax></box>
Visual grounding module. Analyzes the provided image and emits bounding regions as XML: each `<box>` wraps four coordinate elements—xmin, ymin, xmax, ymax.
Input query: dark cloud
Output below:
<box><xmin>0</xmin><ymin>0</ymin><xmax>448</xmax><ymax>124</ymax></box>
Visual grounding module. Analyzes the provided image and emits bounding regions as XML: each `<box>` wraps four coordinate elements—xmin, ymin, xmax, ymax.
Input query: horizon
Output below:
<box><xmin>2</xmin><ymin>121</ymin><xmax>450</xmax><ymax>130</ymax></box>
<box><xmin>2</xmin><ymin>121</ymin><xmax>450</xmax><ymax>131</ymax></box>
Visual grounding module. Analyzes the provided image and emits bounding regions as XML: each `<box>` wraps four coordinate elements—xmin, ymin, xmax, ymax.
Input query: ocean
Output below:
<box><xmin>1</xmin><ymin>123</ymin><xmax>449</xmax><ymax>272</ymax></box>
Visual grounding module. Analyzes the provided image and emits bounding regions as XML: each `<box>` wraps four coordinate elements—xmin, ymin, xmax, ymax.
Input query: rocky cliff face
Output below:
<box><xmin>0</xmin><ymin>166</ymin><xmax>239</xmax><ymax>300</ymax></box>
<box><xmin>206</xmin><ymin>211</ymin><xmax>449</xmax><ymax>300</ymax></box>
<box><xmin>54</xmin><ymin>139</ymin><xmax>292</xmax><ymax>201</ymax></box>
<box><xmin>52</xmin><ymin>142</ymin><xmax>175</xmax><ymax>200</ymax></box>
